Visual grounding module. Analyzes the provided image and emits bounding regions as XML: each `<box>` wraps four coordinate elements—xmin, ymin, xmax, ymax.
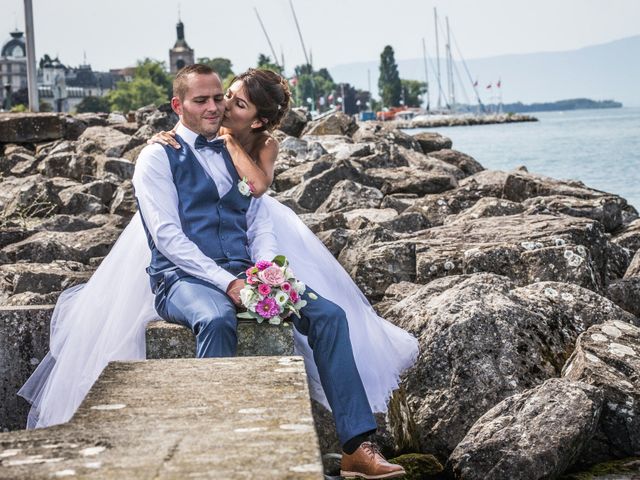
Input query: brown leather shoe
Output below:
<box><xmin>340</xmin><ymin>441</ymin><xmax>406</xmax><ymax>479</ymax></box>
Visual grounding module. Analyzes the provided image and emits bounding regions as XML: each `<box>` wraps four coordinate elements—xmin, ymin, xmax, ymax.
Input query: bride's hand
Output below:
<box><xmin>147</xmin><ymin>130</ymin><xmax>180</xmax><ymax>149</ymax></box>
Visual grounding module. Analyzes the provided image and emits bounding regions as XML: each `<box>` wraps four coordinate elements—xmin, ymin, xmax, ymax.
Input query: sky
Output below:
<box><xmin>2</xmin><ymin>0</ymin><xmax>640</xmax><ymax>78</ymax></box>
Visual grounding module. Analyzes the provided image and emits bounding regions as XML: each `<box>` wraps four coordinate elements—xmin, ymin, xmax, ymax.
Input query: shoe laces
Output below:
<box><xmin>362</xmin><ymin>441</ymin><xmax>386</xmax><ymax>460</ymax></box>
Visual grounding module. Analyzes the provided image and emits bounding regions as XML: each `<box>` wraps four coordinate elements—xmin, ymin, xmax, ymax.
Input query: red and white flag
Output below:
<box><xmin>496</xmin><ymin>79</ymin><xmax>502</xmax><ymax>88</ymax></box>
<box><xmin>486</xmin><ymin>83</ymin><xmax>492</xmax><ymax>90</ymax></box>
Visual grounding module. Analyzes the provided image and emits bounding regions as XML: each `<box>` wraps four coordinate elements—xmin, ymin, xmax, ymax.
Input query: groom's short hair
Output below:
<box><xmin>173</xmin><ymin>64</ymin><xmax>218</xmax><ymax>100</ymax></box>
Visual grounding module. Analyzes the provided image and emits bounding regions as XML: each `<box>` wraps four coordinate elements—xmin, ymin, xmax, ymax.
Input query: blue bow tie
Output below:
<box><xmin>194</xmin><ymin>135</ymin><xmax>225</xmax><ymax>153</ymax></box>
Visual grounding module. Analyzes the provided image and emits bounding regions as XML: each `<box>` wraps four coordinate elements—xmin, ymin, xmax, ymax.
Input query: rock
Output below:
<box><xmin>31</xmin><ymin>214</ymin><xmax>99</xmax><ymax>232</ymax></box>
<box><xmin>278</xmin><ymin>107</ymin><xmax>309</xmax><ymax>137</ymax></box>
<box><xmin>282</xmin><ymin>160</ymin><xmax>365</xmax><ymax>211</ymax></box>
<box><xmin>523</xmin><ymin>195</ymin><xmax>627</xmax><ymax>233</ymax></box>
<box><xmin>317</xmin><ymin>180</ymin><xmax>384</xmax><ymax>213</ymax></box>
<box><xmin>388</xmin><ymin>453</ymin><xmax>443</xmax><ymax>479</ymax></box>
<box><xmin>75</xmin><ymin>112</ymin><xmax>109</xmax><ymax>127</ymax></box>
<box><xmin>393</xmin><ymin>145</ymin><xmax>466</xmax><ymax>179</ymax></box>
<box><xmin>352</xmin><ymin>122</ymin><xmax>422</xmax><ymax>152</ymax></box>
<box><xmin>302</xmin><ymin>111</ymin><xmax>358</xmax><ymax>137</ymax></box>
<box><xmin>624</xmin><ymin>249</ymin><xmax>640</xmax><ymax>278</ymax></box>
<box><xmin>378</xmin><ymin>211</ymin><xmax>429</xmax><ymax>233</ymax></box>
<box><xmin>449</xmin><ymin>378</ymin><xmax>603</xmax><ymax>480</ymax></box>
<box><xmin>1</xmin><ymin>226</ymin><xmax>121</xmax><ymax>264</ymax></box>
<box><xmin>272</xmin><ymin>156</ymin><xmax>332</xmax><ymax>192</ymax></box>
<box><xmin>95</xmin><ymin>155</ymin><xmax>135</xmax><ymax>182</ymax></box>
<box><xmin>365</xmin><ymin>166</ymin><xmax>458</xmax><ymax>195</ymax></box>
<box><xmin>343</xmin><ymin>208</ymin><xmax>398</xmax><ymax>227</ymax></box>
<box><xmin>36</xmin><ymin>151</ymin><xmax>83</xmax><ymax>180</ymax></box>
<box><xmin>0</xmin><ymin>175</ymin><xmax>59</xmax><ymax>219</ymax></box>
<box><xmin>0</xmin><ymin>113</ymin><xmax>65</xmax><ymax>143</ymax></box>
<box><xmin>445</xmin><ymin>197</ymin><xmax>524</xmax><ymax>223</ymax></box>
<box><xmin>412</xmin><ymin>131</ymin><xmax>453</xmax><ymax>153</ymax></box>
<box><xmin>503</xmin><ymin>170</ymin><xmax>614</xmax><ymax>203</ymax></box>
<box><xmin>316</xmin><ymin>228</ymin><xmax>351</xmax><ymax>256</ymax></box>
<box><xmin>58</xmin><ymin>189</ymin><xmax>106</xmax><ymax>215</ymax></box>
<box><xmin>0</xmin><ymin>261</ymin><xmax>91</xmax><ymax>304</ymax></box>
<box><xmin>2</xmin><ymin>291</ymin><xmax>61</xmax><ymax>306</ymax></box>
<box><xmin>428</xmin><ymin>148</ymin><xmax>484</xmax><ymax>177</ymax></box>
<box><xmin>384</xmin><ymin>274</ymin><xmax>635</xmax><ymax>460</ymax></box>
<box><xmin>110</xmin><ymin>180</ymin><xmax>137</xmax><ymax>217</ymax></box>
<box><xmin>413</xmin><ymin>214</ymin><xmax>610</xmax><ymax>293</ymax></box>
<box><xmin>78</xmin><ymin>126</ymin><xmax>131</xmax><ymax>158</ymax></box>
<box><xmin>297</xmin><ymin>212</ymin><xmax>347</xmax><ymax>234</ymax></box>
<box><xmin>613</xmin><ymin>219</ymin><xmax>640</xmax><ymax>255</ymax></box>
<box><xmin>0</xmin><ymin>228</ymin><xmax>32</xmax><ymax>249</ymax></box>
<box><xmin>135</xmin><ymin>103</ymin><xmax>179</xmax><ymax>132</ymax></box>
<box><xmin>380</xmin><ymin>194</ymin><xmax>419</xmax><ymax>213</ymax></box>
<box><xmin>0</xmin><ymin>145</ymin><xmax>34</xmax><ymax>175</ymax></box>
<box><xmin>559</xmin><ymin>457</ymin><xmax>640</xmax><ymax>479</ymax></box>
<box><xmin>563</xmin><ymin>321</ymin><xmax>640</xmax><ymax>466</ymax></box>
<box><xmin>606</xmin><ymin>277</ymin><xmax>640</xmax><ymax>319</ymax></box>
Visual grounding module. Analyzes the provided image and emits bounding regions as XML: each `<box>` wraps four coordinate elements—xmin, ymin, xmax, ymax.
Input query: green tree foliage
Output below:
<box><xmin>291</xmin><ymin>64</ymin><xmax>336</xmax><ymax>112</ymax></box>
<box><xmin>107</xmin><ymin>58</ymin><xmax>172</xmax><ymax>112</ymax></box>
<box><xmin>401</xmin><ymin>79</ymin><xmax>427</xmax><ymax>107</ymax></box>
<box><xmin>378</xmin><ymin>45</ymin><xmax>401</xmax><ymax>107</ymax></box>
<box><xmin>256</xmin><ymin>54</ymin><xmax>282</xmax><ymax>74</ymax></box>
<box><xmin>197</xmin><ymin>57</ymin><xmax>234</xmax><ymax>79</ymax></box>
<box><xmin>75</xmin><ymin>95</ymin><xmax>111</xmax><ymax>113</ymax></box>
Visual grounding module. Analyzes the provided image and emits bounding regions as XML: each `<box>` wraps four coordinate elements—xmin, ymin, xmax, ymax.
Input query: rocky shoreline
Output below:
<box><xmin>1</xmin><ymin>107</ymin><xmax>639</xmax><ymax>479</ymax></box>
<box><xmin>391</xmin><ymin>112</ymin><xmax>538</xmax><ymax>129</ymax></box>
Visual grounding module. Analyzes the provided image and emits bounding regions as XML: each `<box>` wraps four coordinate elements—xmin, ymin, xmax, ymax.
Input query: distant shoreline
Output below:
<box><xmin>456</xmin><ymin>98</ymin><xmax>622</xmax><ymax>114</ymax></box>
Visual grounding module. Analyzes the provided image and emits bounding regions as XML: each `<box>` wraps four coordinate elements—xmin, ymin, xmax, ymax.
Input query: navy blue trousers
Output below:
<box><xmin>154</xmin><ymin>274</ymin><xmax>377</xmax><ymax>445</ymax></box>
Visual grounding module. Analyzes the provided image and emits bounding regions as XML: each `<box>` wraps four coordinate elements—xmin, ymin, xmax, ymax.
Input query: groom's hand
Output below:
<box><xmin>226</xmin><ymin>279</ymin><xmax>244</xmax><ymax>307</ymax></box>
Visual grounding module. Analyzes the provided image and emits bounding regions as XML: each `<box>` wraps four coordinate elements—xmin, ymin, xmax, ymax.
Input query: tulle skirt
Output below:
<box><xmin>18</xmin><ymin>195</ymin><xmax>419</xmax><ymax>429</ymax></box>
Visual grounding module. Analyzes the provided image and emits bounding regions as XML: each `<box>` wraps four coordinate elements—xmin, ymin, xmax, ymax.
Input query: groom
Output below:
<box><xmin>132</xmin><ymin>64</ymin><xmax>405</xmax><ymax>478</ymax></box>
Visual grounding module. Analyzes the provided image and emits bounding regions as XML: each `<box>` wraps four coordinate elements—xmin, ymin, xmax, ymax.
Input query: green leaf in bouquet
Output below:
<box><xmin>268</xmin><ymin>316</ymin><xmax>282</xmax><ymax>325</ymax></box>
<box><xmin>272</xmin><ymin>255</ymin><xmax>287</xmax><ymax>267</ymax></box>
<box><xmin>237</xmin><ymin>311</ymin><xmax>257</xmax><ymax>319</ymax></box>
<box><xmin>308</xmin><ymin>292</ymin><xmax>318</xmax><ymax>300</ymax></box>
<box><xmin>294</xmin><ymin>300</ymin><xmax>308</xmax><ymax>310</ymax></box>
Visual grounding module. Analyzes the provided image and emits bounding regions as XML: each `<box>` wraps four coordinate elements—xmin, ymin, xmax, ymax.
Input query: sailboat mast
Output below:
<box><xmin>434</xmin><ymin>7</ymin><xmax>442</xmax><ymax>110</ymax></box>
<box><xmin>446</xmin><ymin>16</ymin><xmax>455</xmax><ymax>110</ymax></box>
<box><xmin>254</xmin><ymin>7</ymin><xmax>281</xmax><ymax>70</ymax></box>
<box><xmin>422</xmin><ymin>37</ymin><xmax>430</xmax><ymax>112</ymax></box>
<box><xmin>288</xmin><ymin>0</ymin><xmax>315</xmax><ymax>111</ymax></box>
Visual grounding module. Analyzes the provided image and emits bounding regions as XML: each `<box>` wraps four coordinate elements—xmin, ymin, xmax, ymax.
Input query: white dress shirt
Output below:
<box><xmin>132</xmin><ymin>123</ymin><xmax>278</xmax><ymax>292</ymax></box>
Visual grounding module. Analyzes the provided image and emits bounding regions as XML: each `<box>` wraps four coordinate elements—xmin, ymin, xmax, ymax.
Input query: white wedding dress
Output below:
<box><xmin>19</xmin><ymin>195</ymin><xmax>419</xmax><ymax>429</ymax></box>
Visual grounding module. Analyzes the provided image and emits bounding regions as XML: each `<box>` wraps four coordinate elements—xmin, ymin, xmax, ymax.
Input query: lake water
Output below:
<box><xmin>406</xmin><ymin>107</ymin><xmax>640</xmax><ymax>210</ymax></box>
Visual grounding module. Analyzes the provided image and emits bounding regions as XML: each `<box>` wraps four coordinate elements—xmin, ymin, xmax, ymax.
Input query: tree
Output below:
<box><xmin>75</xmin><ymin>95</ymin><xmax>111</xmax><ymax>113</ymax></box>
<box><xmin>135</xmin><ymin>58</ymin><xmax>173</xmax><ymax>99</ymax></box>
<box><xmin>256</xmin><ymin>54</ymin><xmax>282</xmax><ymax>74</ymax></box>
<box><xmin>400</xmin><ymin>79</ymin><xmax>427</xmax><ymax>108</ymax></box>
<box><xmin>107</xmin><ymin>77</ymin><xmax>166</xmax><ymax>113</ymax></box>
<box><xmin>291</xmin><ymin>63</ymin><xmax>336</xmax><ymax>112</ymax></box>
<box><xmin>197</xmin><ymin>57</ymin><xmax>234</xmax><ymax>79</ymax></box>
<box><xmin>378</xmin><ymin>45</ymin><xmax>401</xmax><ymax>107</ymax></box>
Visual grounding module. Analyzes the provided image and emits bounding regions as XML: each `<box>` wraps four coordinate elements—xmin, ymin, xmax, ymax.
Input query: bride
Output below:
<box><xmin>19</xmin><ymin>67</ymin><xmax>419</xmax><ymax>431</ymax></box>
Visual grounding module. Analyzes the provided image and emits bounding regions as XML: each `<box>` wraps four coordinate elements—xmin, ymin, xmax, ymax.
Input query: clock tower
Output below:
<box><xmin>169</xmin><ymin>19</ymin><xmax>195</xmax><ymax>74</ymax></box>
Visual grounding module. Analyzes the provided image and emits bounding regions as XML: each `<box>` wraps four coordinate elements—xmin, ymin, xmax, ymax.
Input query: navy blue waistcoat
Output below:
<box><xmin>138</xmin><ymin>134</ymin><xmax>253</xmax><ymax>293</ymax></box>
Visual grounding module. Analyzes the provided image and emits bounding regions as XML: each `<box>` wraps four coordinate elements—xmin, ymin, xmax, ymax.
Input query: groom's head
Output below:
<box><xmin>172</xmin><ymin>64</ymin><xmax>225</xmax><ymax>139</ymax></box>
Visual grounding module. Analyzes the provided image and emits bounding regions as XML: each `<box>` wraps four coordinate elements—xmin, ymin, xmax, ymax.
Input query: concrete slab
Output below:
<box><xmin>0</xmin><ymin>357</ymin><xmax>323</xmax><ymax>479</ymax></box>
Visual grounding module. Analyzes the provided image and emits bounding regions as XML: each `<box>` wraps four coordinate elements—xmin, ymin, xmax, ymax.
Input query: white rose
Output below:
<box><xmin>274</xmin><ymin>290</ymin><xmax>289</xmax><ymax>306</ymax></box>
<box><xmin>239</xmin><ymin>286</ymin><xmax>259</xmax><ymax>308</ymax></box>
<box><xmin>293</xmin><ymin>280</ymin><xmax>306</xmax><ymax>294</ymax></box>
<box><xmin>238</xmin><ymin>179</ymin><xmax>251</xmax><ymax>196</ymax></box>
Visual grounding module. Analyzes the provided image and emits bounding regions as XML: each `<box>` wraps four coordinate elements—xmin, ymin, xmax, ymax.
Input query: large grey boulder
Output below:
<box><xmin>523</xmin><ymin>195</ymin><xmax>628</xmax><ymax>232</ymax></box>
<box><xmin>428</xmin><ymin>148</ymin><xmax>484</xmax><ymax>177</ymax></box>
<box><xmin>1</xmin><ymin>226</ymin><xmax>121</xmax><ymax>264</ymax></box>
<box><xmin>444</xmin><ymin>196</ymin><xmax>524</xmax><ymax>224</ymax></box>
<box><xmin>78</xmin><ymin>126</ymin><xmax>131</xmax><ymax>158</ymax></box>
<box><xmin>0</xmin><ymin>175</ymin><xmax>59</xmax><ymax>219</ymax></box>
<box><xmin>0</xmin><ymin>260</ymin><xmax>91</xmax><ymax>305</ymax></box>
<box><xmin>412</xmin><ymin>131</ymin><xmax>452</xmax><ymax>153</ymax></box>
<box><xmin>0</xmin><ymin>113</ymin><xmax>86</xmax><ymax>143</ymax></box>
<box><xmin>449</xmin><ymin>378</ymin><xmax>603</xmax><ymax>480</ymax></box>
<box><xmin>613</xmin><ymin>219</ymin><xmax>640</xmax><ymax>255</ymax></box>
<box><xmin>272</xmin><ymin>156</ymin><xmax>332</xmax><ymax>192</ymax></box>
<box><xmin>110</xmin><ymin>180</ymin><xmax>137</xmax><ymax>217</ymax></box>
<box><xmin>384</xmin><ymin>274</ymin><xmax>636</xmax><ymax>460</ymax></box>
<box><xmin>352</xmin><ymin>122</ymin><xmax>422</xmax><ymax>152</ymax></box>
<box><xmin>278</xmin><ymin>107</ymin><xmax>309</xmax><ymax>137</ymax></box>
<box><xmin>95</xmin><ymin>155</ymin><xmax>135</xmax><ymax>182</ymax></box>
<box><xmin>563</xmin><ymin>320</ymin><xmax>640</xmax><ymax>466</ymax></box>
<box><xmin>316</xmin><ymin>179</ymin><xmax>384</xmax><ymax>213</ymax></box>
<box><xmin>364</xmin><ymin>166</ymin><xmax>458</xmax><ymax>195</ymax></box>
<box><xmin>302</xmin><ymin>111</ymin><xmax>358</xmax><ymax>137</ymax></box>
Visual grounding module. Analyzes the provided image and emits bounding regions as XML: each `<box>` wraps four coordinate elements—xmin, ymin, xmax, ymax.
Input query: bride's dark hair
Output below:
<box><xmin>231</xmin><ymin>68</ymin><xmax>291</xmax><ymax>132</ymax></box>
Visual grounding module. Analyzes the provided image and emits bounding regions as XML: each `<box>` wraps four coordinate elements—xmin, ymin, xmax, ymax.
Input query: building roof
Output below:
<box><xmin>1</xmin><ymin>30</ymin><xmax>26</xmax><ymax>58</ymax></box>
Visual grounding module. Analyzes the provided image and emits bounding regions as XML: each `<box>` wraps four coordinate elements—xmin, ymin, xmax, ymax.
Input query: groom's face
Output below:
<box><xmin>172</xmin><ymin>73</ymin><xmax>225</xmax><ymax>139</ymax></box>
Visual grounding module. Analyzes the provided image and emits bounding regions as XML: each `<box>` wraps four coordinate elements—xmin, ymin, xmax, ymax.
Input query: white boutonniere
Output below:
<box><xmin>238</xmin><ymin>176</ymin><xmax>253</xmax><ymax>196</ymax></box>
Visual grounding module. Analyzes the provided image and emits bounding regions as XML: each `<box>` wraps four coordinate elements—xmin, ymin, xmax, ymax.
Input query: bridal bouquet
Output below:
<box><xmin>237</xmin><ymin>256</ymin><xmax>314</xmax><ymax>325</ymax></box>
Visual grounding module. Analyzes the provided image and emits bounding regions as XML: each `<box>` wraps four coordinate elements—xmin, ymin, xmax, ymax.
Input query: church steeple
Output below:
<box><xmin>169</xmin><ymin>14</ymin><xmax>194</xmax><ymax>74</ymax></box>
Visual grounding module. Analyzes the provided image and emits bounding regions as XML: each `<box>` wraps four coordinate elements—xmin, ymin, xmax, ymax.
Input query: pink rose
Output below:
<box><xmin>290</xmin><ymin>290</ymin><xmax>299</xmax><ymax>303</ymax></box>
<box><xmin>258</xmin><ymin>284</ymin><xmax>271</xmax><ymax>296</ymax></box>
<box><xmin>257</xmin><ymin>265</ymin><xmax>286</xmax><ymax>287</ymax></box>
<box><xmin>246</xmin><ymin>274</ymin><xmax>257</xmax><ymax>285</ymax></box>
<box><xmin>281</xmin><ymin>282</ymin><xmax>292</xmax><ymax>293</ymax></box>
<box><xmin>256</xmin><ymin>260</ymin><xmax>273</xmax><ymax>271</ymax></box>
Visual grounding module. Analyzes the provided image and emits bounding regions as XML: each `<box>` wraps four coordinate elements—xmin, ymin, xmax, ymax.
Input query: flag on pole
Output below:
<box><xmin>486</xmin><ymin>83</ymin><xmax>492</xmax><ymax>90</ymax></box>
<box><xmin>496</xmin><ymin>79</ymin><xmax>501</xmax><ymax>88</ymax></box>
<box><xmin>473</xmin><ymin>78</ymin><xmax>478</xmax><ymax>87</ymax></box>
<box><xmin>289</xmin><ymin>76</ymin><xmax>298</xmax><ymax>86</ymax></box>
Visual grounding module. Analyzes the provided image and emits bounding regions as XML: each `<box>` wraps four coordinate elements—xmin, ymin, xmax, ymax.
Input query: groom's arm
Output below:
<box><xmin>132</xmin><ymin>144</ymin><xmax>237</xmax><ymax>291</ymax></box>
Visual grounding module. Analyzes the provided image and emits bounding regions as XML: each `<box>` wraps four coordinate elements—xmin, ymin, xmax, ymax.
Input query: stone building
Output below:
<box><xmin>0</xmin><ymin>30</ymin><xmax>27</xmax><ymax>109</ymax></box>
<box><xmin>169</xmin><ymin>19</ymin><xmax>195</xmax><ymax>74</ymax></box>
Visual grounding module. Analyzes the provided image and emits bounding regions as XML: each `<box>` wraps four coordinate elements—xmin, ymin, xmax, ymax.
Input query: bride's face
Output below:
<box><xmin>222</xmin><ymin>80</ymin><xmax>264</xmax><ymax>132</ymax></box>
